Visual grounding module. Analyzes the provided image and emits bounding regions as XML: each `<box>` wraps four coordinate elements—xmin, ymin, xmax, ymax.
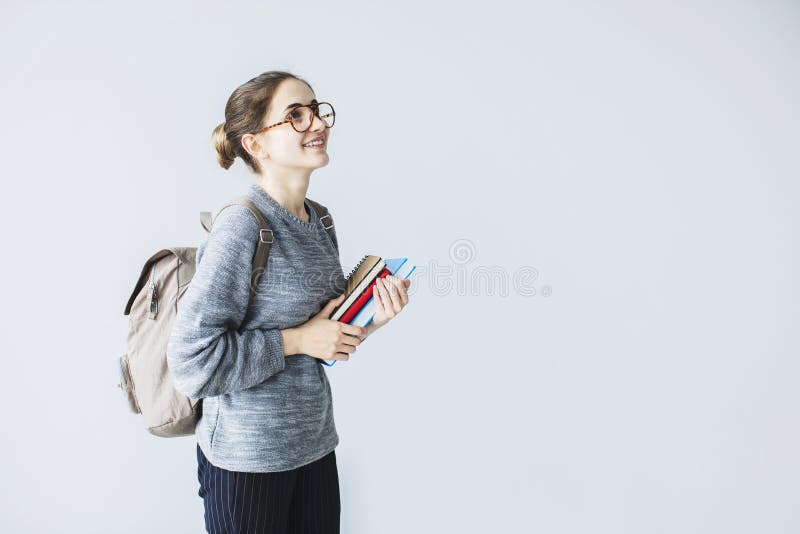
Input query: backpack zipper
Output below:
<box><xmin>148</xmin><ymin>263</ymin><xmax>159</xmax><ymax>319</ymax></box>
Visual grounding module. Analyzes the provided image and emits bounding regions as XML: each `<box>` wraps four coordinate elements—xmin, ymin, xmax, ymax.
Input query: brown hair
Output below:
<box><xmin>211</xmin><ymin>70</ymin><xmax>313</xmax><ymax>173</ymax></box>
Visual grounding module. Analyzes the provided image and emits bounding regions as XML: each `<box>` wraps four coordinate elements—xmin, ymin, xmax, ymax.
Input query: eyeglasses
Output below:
<box><xmin>251</xmin><ymin>101</ymin><xmax>336</xmax><ymax>135</ymax></box>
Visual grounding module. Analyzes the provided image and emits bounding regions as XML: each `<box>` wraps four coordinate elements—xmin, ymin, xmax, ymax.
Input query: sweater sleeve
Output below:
<box><xmin>166</xmin><ymin>204</ymin><xmax>286</xmax><ymax>399</ymax></box>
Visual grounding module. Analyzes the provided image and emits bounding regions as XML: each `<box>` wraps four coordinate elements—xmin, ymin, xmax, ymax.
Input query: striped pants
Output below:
<box><xmin>196</xmin><ymin>444</ymin><xmax>340</xmax><ymax>533</ymax></box>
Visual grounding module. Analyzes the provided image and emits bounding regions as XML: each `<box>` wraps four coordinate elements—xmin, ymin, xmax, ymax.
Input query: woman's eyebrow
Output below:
<box><xmin>283</xmin><ymin>99</ymin><xmax>318</xmax><ymax>112</ymax></box>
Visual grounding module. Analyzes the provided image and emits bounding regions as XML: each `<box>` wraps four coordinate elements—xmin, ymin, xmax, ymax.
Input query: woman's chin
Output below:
<box><xmin>308</xmin><ymin>154</ymin><xmax>330</xmax><ymax>168</ymax></box>
<box><xmin>311</xmin><ymin>158</ymin><xmax>330</xmax><ymax>169</ymax></box>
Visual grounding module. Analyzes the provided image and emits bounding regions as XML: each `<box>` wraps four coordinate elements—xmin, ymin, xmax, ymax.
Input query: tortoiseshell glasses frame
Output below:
<box><xmin>250</xmin><ymin>101</ymin><xmax>336</xmax><ymax>135</ymax></box>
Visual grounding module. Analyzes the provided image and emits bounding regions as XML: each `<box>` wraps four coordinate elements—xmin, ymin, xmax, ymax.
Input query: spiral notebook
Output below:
<box><xmin>321</xmin><ymin>255</ymin><xmax>416</xmax><ymax>366</ymax></box>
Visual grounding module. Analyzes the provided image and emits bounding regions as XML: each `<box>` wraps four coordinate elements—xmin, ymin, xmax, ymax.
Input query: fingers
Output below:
<box><xmin>395</xmin><ymin>277</ymin><xmax>410</xmax><ymax>306</ymax></box>
<box><xmin>373</xmin><ymin>282</ymin><xmax>385</xmax><ymax>314</ymax></box>
<box><xmin>317</xmin><ymin>294</ymin><xmax>346</xmax><ymax>319</ymax></box>
<box><xmin>339</xmin><ymin>333</ymin><xmax>361</xmax><ymax>348</ymax></box>
<box><xmin>340</xmin><ymin>322</ymin><xmax>366</xmax><ymax>339</ymax></box>
<box><xmin>389</xmin><ymin>276</ymin><xmax>408</xmax><ymax>303</ymax></box>
<box><xmin>326</xmin><ymin>294</ymin><xmax>344</xmax><ymax>308</ymax></box>
<box><xmin>337</xmin><ymin>341</ymin><xmax>357</xmax><ymax>354</ymax></box>
<box><xmin>322</xmin><ymin>342</ymin><xmax>353</xmax><ymax>362</ymax></box>
<box><xmin>329</xmin><ymin>328</ymin><xmax>363</xmax><ymax>362</ymax></box>
<box><xmin>333</xmin><ymin>341</ymin><xmax>357</xmax><ymax>361</ymax></box>
<box><xmin>377</xmin><ymin>277</ymin><xmax>403</xmax><ymax>313</ymax></box>
<box><xmin>395</xmin><ymin>277</ymin><xmax>409</xmax><ymax>305</ymax></box>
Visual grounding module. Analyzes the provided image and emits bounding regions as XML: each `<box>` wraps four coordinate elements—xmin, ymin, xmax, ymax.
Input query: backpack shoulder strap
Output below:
<box><xmin>306</xmin><ymin>198</ymin><xmax>337</xmax><ymax>249</ymax></box>
<box><xmin>199</xmin><ymin>211</ymin><xmax>213</xmax><ymax>233</ymax></box>
<box><xmin>200</xmin><ymin>199</ymin><xmax>273</xmax><ymax>310</ymax></box>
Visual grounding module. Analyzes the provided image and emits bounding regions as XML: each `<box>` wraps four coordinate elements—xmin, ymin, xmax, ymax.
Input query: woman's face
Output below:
<box><xmin>246</xmin><ymin>77</ymin><xmax>330</xmax><ymax>171</ymax></box>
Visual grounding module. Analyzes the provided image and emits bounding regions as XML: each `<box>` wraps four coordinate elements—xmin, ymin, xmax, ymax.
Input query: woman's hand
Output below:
<box><xmin>371</xmin><ymin>275</ymin><xmax>412</xmax><ymax>328</ymax></box>
<box><xmin>286</xmin><ymin>295</ymin><xmax>366</xmax><ymax>362</ymax></box>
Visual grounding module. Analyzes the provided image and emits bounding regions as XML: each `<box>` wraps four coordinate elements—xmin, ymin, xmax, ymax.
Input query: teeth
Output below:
<box><xmin>304</xmin><ymin>139</ymin><xmax>323</xmax><ymax>147</ymax></box>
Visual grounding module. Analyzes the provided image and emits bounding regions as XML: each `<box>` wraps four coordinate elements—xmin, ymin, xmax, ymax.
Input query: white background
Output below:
<box><xmin>1</xmin><ymin>1</ymin><xmax>798</xmax><ymax>532</ymax></box>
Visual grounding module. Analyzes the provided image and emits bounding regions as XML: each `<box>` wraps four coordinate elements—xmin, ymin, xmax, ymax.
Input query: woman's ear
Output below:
<box><xmin>241</xmin><ymin>133</ymin><xmax>268</xmax><ymax>161</ymax></box>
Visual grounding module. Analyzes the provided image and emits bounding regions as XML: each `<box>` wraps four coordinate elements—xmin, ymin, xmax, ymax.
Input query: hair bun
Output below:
<box><xmin>211</xmin><ymin>122</ymin><xmax>236</xmax><ymax>170</ymax></box>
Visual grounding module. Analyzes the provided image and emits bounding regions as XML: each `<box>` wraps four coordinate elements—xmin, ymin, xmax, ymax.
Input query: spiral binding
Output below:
<box><xmin>345</xmin><ymin>254</ymin><xmax>369</xmax><ymax>281</ymax></box>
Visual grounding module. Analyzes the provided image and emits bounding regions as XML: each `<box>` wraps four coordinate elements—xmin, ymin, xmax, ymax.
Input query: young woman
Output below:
<box><xmin>166</xmin><ymin>71</ymin><xmax>411</xmax><ymax>533</ymax></box>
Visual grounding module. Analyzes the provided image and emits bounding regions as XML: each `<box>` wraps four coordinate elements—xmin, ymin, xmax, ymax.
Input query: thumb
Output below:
<box><xmin>316</xmin><ymin>294</ymin><xmax>345</xmax><ymax>319</ymax></box>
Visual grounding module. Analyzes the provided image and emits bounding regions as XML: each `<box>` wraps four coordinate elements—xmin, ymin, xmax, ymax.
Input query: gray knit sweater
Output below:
<box><xmin>166</xmin><ymin>183</ymin><xmax>346</xmax><ymax>472</ymax></box>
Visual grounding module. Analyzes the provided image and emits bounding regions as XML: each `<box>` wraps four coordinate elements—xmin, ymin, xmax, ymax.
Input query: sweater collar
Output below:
<box><xmin>247</xmin><ymin>183</ymin><xmax>319</xmax><ymax>231</ymax></box>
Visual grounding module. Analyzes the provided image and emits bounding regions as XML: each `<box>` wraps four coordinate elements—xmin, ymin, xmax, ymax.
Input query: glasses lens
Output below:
<box><xmin>316</xmin><ymin>103</ymin><xmax>335</xmax><ymax>128</ymax></box>
<box><xmin>289</xmin><ymin>103</ymin><xmax>335</xmax><ymax>132</ymax></box>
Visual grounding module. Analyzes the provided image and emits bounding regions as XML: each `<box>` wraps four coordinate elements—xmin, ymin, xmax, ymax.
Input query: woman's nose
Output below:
<box><xmin>309</xmin><ymin>119</ymin><xmax>324</xmax><ymax>133</ymax></box>
<box><xmin>309</xmin><ymin>111</ymin><xmax>327</xmax><ymax>132</ymax></box>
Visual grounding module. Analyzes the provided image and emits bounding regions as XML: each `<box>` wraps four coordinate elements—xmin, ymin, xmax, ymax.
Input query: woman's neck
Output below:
<box><xmin>256</xmin><ymin>177</ymin><xmax>310</xmax><ymax>221</ymax></box>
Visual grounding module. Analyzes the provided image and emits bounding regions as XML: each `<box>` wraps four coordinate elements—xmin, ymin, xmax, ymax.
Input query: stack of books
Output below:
<box><xmin>322</xmin><ymin>256</ymin><xmax>416</xmax><ymax>366</ymax></box>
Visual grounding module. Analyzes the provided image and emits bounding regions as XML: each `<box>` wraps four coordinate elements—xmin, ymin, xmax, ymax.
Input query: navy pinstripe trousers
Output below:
<box><xmin>196</xmin><ymin>444</ymin><xmax>340</xmax><ymax>533</ymax></box>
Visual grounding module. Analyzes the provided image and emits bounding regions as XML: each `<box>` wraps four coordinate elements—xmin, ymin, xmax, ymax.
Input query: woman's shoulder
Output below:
<box><xmin>211</xmin><ymin>200</ymin><xmax>261</xmax><ymax>234</ymax></box>
<box><xmin>199</xmin><ymin>202</ymin><xmax>262</xmax><ymax>263</ymax></box>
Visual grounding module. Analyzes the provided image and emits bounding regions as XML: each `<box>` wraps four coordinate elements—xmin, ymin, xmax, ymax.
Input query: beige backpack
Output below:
<box><xmin>118</xmin><ymin>197</ymin><xmax>336</xmax><ymax>437</ymax></box>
